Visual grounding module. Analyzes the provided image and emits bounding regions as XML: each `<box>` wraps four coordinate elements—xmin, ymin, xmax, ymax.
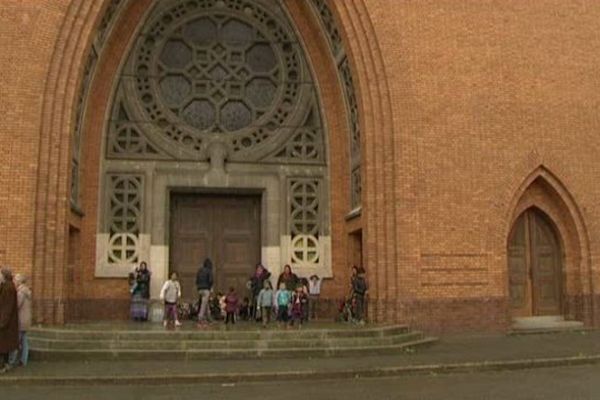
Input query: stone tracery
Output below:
<box><xmin>108</xmin><ymin>0</ymin><xmax>324</xmax><ymax>163</ymax></box>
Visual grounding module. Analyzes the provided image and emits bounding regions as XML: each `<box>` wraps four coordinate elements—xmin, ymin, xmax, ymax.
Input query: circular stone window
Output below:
<box><xmin>124</xmin><ymin>0</ymin><xmax>310</xmax><ymax>158</ymax></box>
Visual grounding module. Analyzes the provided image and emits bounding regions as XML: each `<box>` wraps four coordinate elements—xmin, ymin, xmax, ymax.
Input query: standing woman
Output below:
<box><xmin>276</xmin><ymin>264</ymin><xmax>298</xmax><ymax>292</ymax></box>
<box><xmin>130</xmin><ymin>261</ymin><xmax>151</xmax><ymax>321</ymax></box>
<box><xmin>249</xmin><ymin>264</ymin><xmax>271</xmax><ymax>321</ymax></box>
<box><xmin>0</xmin><ymin>267</ymin><xmax>19</xmax><ymax>373</ymax></box>
<box><xmin>13</xmin><ymin>274</ymin><xmax>31</xmax><ymax>367</ymax></box>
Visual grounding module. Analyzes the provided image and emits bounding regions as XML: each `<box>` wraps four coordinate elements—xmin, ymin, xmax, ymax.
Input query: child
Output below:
<box><xmin>224</xmin><ymin>287</ymin><xmax>239</xmax><ymax>325</ymax></box>
<box><xmin>257</xmin><ymin>280</ymin><xmax>274</xmax><ymax>327</ymax></box>
<box><xmin>300</xmin><ymin>278</ymin><xmax>310</xmax><ymax>323</ymax></box>
<box><xmin>290</xmin><ymin>285</ymin><xmax>307</xmax><ymax>328</ymax></box>
<box><xmin>219</xmin><ymin>292</ymin><xmax>227</xmax><ymax>319</ymax></box>
<box><xmin>275</xmin><ymin>282</ymin><xmax>291</xmax><ymax>326</ymax></box>
<box><xmin>159</xmin><ymin>272</ymin><xmax>182</xmax><ymax>327</ymax></box>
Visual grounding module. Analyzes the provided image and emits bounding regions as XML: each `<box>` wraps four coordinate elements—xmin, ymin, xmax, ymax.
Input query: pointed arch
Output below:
<box><xmin>46</xmin><ymin>0</ymin><xmax>362</xmax><ymax>322</ymax></box>
<box><xmin>505</xmin><ymin>165</ymin><xmax>593</xmax><ymax>324</ymax></box>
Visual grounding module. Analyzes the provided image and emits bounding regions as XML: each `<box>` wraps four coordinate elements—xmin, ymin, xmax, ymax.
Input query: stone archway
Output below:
<box><xmin>96</xmin><ymin>0</ymin><xmax>332</xmax><ymax>292</ymax></box>
<box><xmin>505</xmin><ymin>168</ymin><xmax>592</xmax><ymax>325</ymax></box>
<box><xmin>32</xmin><ymin>0</ymin><xmax>395</xmax><ymax>325</ymax></box>
<box><xmin>54</xmin><ymin>0</ymin><xmax>362</xmax><ymax>320</ymax></box>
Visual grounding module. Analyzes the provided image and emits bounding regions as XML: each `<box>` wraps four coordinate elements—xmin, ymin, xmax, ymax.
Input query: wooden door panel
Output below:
<box><xmin>220</xmin><ymin>272</ymin><xmax>251</xmax><ymax>297</ymax></box>
<box><xmin>508</xmin><ymin>214</ymin><xmax>531</xmax><ymax>316</ymax></box>
<box><xmin>508</xmin><ymin>209</ymin><xmax>563</xmax><ymax>318</ymax></box>
<box><xmin>171</xmin><ymin>194</ymin><xmax>260</xmax><ymax>303</ymax></box>
<box><xmin>219</xmin><ymin>223</ymin><xmax>260</xmax><ymax>295</ymax></box>
<box><xmin>175</xmin><ymin>237</ymin><xmax>208</xmax><ymax>301</ymax></box>
<box><xmin>222</xmin><ymin>240</ymin><xmax>251</xmax><ymax>264</ymax></box>
<box><xmin>531</xmin><ymin>213</ymin><xmax>561</xmax><ymax>315</ymax></box>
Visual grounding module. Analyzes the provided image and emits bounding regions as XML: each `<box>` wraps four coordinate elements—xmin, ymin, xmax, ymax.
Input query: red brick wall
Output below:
<box><xmin>0</xmin><ymin>1</ymin><xmax>67</xmax><ymax>295</ymax></box>
<box><xmin>3</xmin><ymin>0</ymin><xmax>600</xmax><ymax>333</ymax></box>
<box><xmin>346</xmin><ymin>0</ymin><xmax>600</xmax><ymax>332</ymax></box>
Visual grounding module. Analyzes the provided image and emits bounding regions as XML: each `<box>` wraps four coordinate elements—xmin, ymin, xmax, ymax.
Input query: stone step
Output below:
<box><xmin>29</xmin><ymin>324</ymin><xmax>409</xmax><ymax>341</ymax></box>
<box><xmin>29</xmin><ymin>331</ymin><xmax>424</xmax><ymax>351</ymax></box>
<box><xmin>511</xmin><ymin>316</ymin><xmax>584</xmax><ymax>331</ymax></box>
<box><xmin>29</xmin><ymin>337</ymin><xmax>438</xmax><ymax>361</ymax></box>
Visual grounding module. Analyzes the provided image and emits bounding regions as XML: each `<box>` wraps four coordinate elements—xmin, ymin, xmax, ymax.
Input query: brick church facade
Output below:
<box><xmin>2</xmin><ymin>0</ymin><xmax>600</xmax><ymax>333</ymax></box>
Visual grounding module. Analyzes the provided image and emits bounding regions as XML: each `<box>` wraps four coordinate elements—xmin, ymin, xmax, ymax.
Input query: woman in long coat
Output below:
<box><xmin>248</xmin><ymin>264</ymin><xmax>271</xmax><ymax>321</ymax></box>
<box><xmin>276</xmin><ymin>264</ymin><xmax>299</xmax><ymax>292</ymax></box>
<box><xmin>130</xmin><ymin>261</ymin><xmax>151</xmax><ymax>321</ymax></box>
<box><xmin>0</xmin><ymin>267</ymin><xmax>19</xmax><ymax>373</ymax></box>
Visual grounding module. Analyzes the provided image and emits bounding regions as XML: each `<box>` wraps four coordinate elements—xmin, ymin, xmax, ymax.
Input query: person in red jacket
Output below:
<box><xmin>0</xmin><ymin>267</ymin><xmax>18</xmax><ymax>374</ymax></box>
<box><xmin>224</xmin><ymin>287</ymin><xmax>239</xmax><ymax>325</ymax></box>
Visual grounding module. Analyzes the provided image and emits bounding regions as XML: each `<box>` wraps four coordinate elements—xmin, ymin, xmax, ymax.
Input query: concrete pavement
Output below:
<box><xmin>1</xmin><ymin>364</ymin><xmax>600</xmax><ymax>400</ymax></box>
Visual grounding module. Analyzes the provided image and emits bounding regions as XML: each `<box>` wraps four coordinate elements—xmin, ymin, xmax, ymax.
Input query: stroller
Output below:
<box><xmin>336</xmin><ymin>296</ymin><xmax>355</xmax><ymax>323</ymax></box>
<box><xmin>177</xmin><ymin>302</ymin><xmax>195</xmax><ymax>321</ymax></box>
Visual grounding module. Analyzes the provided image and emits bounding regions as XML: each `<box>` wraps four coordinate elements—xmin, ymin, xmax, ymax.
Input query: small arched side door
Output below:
<box><xmin>508</xmin><ymin>208</ymin><xmax>563</xmax><ymax>317</ymax></box>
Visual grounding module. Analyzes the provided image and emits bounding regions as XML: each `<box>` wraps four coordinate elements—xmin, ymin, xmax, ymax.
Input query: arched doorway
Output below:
<box><xmin>88</xmin><ymin>0</ymin><xmax>339</xmax><ymax>302</ymax></box>
<box><xmin>508</xmin><ymin>208</ymin><xmax>563</xmax><ymax>317</ymax></box>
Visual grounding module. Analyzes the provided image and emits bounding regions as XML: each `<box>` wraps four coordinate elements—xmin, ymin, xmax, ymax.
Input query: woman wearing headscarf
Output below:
<box><xmin>130</xmin><ymin>261</ymin><xmax>151</xmax><ymax>321</ymax></box>
<box><xmin>0</xmin><ymin>267</ymin><xmax>18</xmax><ymax>373</ymax></box>
<box><xmin>11</xmin><ymin>274</ymin><xmax>31</xmax><ymax>367</ymax></box>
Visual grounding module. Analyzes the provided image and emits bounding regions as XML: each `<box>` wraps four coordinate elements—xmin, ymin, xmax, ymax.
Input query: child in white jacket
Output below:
<box><xmin>160</xmin><ymin>272</ymin><xmax>182</xmax><ymax>327</ymax></box>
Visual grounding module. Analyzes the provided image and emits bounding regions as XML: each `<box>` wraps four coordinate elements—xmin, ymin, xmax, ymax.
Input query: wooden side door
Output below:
<box><xmin>508</xmin><ymin>213</ymin><xmax>532</xmax><ymax>316</ymax></box>
<box><xmin>508</xmin><ymin>209</ymin><xmax>563</xmax><ymax>317</ymax></box>
<box><xmin>530</xmin><ymin>212</ymin><xmax>562</xmax><ymax>315</ymax></box>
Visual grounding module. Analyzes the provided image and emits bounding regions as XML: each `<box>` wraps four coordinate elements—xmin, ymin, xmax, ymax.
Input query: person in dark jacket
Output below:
<box><xmin>0</xmin><ymin>267</ymin><xmax>19</xmax><ymax>374</ymax></box>
<box><xmin>248</xmin><ymin>263</ymin><xmax>271</xmax><ymax>321</ymax></box>
<box><xmin>351</xmin><ymin>267</ymin><xmax>368</xmax><ymax>324</ymax></box>
<box><xmin>276</xmin><ymin>264</ymin><xmax>298</xmax><ymax>292</ymax></box>
<box><xmin>196</xmin><ymin>258</ymin><xmax>214</xmax><ymax>325</ymax></box>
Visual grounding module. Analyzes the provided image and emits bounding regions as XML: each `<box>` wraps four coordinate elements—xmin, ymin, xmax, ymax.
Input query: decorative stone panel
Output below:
<box><xmin>106</xmin><ymin>174</ymin><xmax>143</xmax><ymax>264</ymax></box>
<box><xmin>288</xmin><ymin>178</ymin><xmax>322</xmax><ymax>268</ymax></box>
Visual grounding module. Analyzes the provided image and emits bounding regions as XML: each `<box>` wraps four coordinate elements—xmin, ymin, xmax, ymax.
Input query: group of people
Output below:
<box><xmin>0</xmin><ymin>267</ymin><xmax>32</xmax><ymax>374</ymax></box>
<box><xmin>129</xmin><ymin>258</ymin><xmax>368</xmax><ymax>328</ymax></box>
<box><xmin>192</xmin><ymin>261</ymin><xmax>322</xmax><ymax>329</ymax></box>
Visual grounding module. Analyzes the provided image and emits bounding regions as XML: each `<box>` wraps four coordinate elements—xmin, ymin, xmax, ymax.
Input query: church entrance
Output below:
<box><xmin>92</xmin><ymin>0</ymin><xmax>334</xmax><ymax>303</ymax></box>
<box><xmin>169</xmin><ymin>193</ymin><xmax>261</xmax><ymax>302</ymax></box>
<box><xmin>508</xmin><ymin>208</ymin><xmax>563</xmax><ymax>317</ymax></box>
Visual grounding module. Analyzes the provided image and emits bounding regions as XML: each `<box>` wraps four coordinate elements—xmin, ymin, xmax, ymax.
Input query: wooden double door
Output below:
<box><xmin>508</xmin><ymin>208</ymin><xmax>563</xmax><ymax>317</ymax></box>
<box><xmin>170</xmin><ymin>193</ymin><xmax>261</xmax><ymax>302</ymax></box>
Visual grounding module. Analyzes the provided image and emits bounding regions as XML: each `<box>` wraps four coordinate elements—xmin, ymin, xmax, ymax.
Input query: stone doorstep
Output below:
<box><xmin>28</xmin><ymin>337</ymin><xmax>438</xmax><ymax>361</ymax></box>
<box><xmin>2</xmin><ymin>353</ymin><xmax>600</xmax><ymax>386</ymax></box>
<box><xmin>508</xmin><ymin>327</ymin><xmax>593</xmax><ymax>336</ymax></box>
<box><xmin>511</xmin><ymin>316</ymin><xmax>584</xmax><ymax>329</ymax></box>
